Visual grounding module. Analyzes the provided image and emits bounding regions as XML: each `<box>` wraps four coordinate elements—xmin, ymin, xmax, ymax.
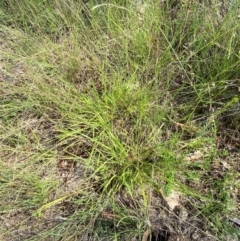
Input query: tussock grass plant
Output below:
<box><xmin>0</xmin><ymin>0</ymin><xmax>239</xmax><ymax>240</ymax></box>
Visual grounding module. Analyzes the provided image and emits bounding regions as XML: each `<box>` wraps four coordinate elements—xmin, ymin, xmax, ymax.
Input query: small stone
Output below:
<box><xmin>192</xmin><ymin>232</ymin><xmax>199</xmax><ymax>240</ymax></box>
<box><xmin>178</xmin><ymin>207</ymin><xmax>188</xmax><ymax>221</ymax></box>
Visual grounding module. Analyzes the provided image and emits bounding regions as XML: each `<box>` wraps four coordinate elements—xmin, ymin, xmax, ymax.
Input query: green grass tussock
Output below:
<box><xmin>0</xmin><ymin>0</ymin><xmax>239</xmax><ymax>240</ymax></box>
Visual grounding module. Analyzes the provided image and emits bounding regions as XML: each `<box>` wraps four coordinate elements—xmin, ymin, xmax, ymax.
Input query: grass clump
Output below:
<box><xmin>0</xmin><ymin>0</ymin><xmax>239</xmax><ymax>240</ymax></box>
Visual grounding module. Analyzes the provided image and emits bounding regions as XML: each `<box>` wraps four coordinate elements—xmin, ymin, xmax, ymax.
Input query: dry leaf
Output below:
<box><xmin>163</xmin><ymin>191</ymin><xmax>180</xmax><ymax>211</ymax></box>
<box><xmin>220</xmin><ymin>161</ymin><xmax>231</xmax><ymax>170</ymax></box>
